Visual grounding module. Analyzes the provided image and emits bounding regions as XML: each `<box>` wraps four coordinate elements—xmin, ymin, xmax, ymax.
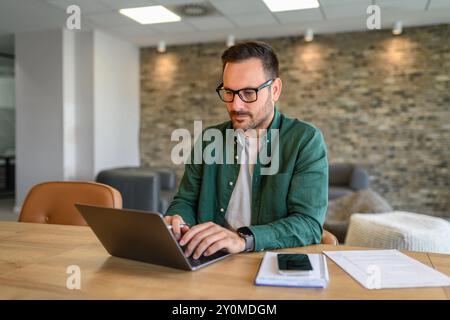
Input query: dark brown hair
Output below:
<box><xmin>221</xmin><ymin>41</ymin><xmax>279</xmax><ymax>79</ymax></box>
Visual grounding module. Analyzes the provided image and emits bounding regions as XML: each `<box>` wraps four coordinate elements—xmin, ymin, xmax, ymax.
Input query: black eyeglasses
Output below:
<box><xmin>216</xmin><ymin>79</ymin><xmax>274</xmax><ymax>103</ymax></box>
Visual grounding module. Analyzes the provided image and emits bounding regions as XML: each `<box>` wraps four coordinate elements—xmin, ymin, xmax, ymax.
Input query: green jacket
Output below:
<box><xmin>166</xmin><ymin>107</ymin><xmax>328</xmax><ymax>251</ymax></box>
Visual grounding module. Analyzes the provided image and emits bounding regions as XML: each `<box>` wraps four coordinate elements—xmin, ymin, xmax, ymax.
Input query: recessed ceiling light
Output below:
<box><xmin>157</xmin><ymin>40</ymin><xmax>166</xmax><ymax>53</ymax></box>
<box><xmin>119</xmin><ymin>6</ymin><xmax>181</xmax><ymax>24</ymax></box>
<box><xmin>263</xmin><ymin>0</ymin><xmax>320</xmax><ymax>12</ymax></box>
<box><xmin>392</xmin><ymin>21</ymin><xmax>403</xmax><ymax>35</ymax></box>
<box><xmin>305</xmin><ymin>28</ymin><xmax>314</xmax><ymax>42</ymax></box>
<box><xmin>227</xmin><ymin>35</ymin><xmax>235</xmax><ymax>47</ymax></box>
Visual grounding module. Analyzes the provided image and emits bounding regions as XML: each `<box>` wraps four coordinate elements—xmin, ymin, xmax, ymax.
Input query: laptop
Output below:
<box><xmin>75</xmin><ymin>204</ymin><xmax>231</xmax><ymax>271</ymax></box>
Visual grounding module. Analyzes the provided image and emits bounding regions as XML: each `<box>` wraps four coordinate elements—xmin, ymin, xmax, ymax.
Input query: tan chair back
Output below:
<box><xmin>19</xmin><ymin>181</ymin><xmax>122</xmax><ymax>226</ymax></box>
<box><xmin>321</xmin><ymin>229</ymin><xmax>339</xmax><ymax>245</ymax></box>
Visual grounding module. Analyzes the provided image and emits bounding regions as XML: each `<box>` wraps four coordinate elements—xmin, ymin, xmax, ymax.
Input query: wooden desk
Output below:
<box><xmin>0</xmin><ymin>221</ymin><xmax>449</xmax><ymax>299</ymax></box>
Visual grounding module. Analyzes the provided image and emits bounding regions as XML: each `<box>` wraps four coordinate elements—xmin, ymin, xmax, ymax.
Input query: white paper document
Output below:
<box><xmin>255</xmin><ymin>252</ymin><xmax>329</xmax><ymax>288</ymax></box>
<box><xmin>324</xmin><ymin>249</ymin><xmax>450</xmax><ymax>290</ymax></box>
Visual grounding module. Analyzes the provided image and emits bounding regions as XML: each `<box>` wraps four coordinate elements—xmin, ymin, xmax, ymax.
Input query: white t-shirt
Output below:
<box><xmin>225</xmin><ymin>130</ymin><xmax>260</xmax><ymax>230</ymax></box>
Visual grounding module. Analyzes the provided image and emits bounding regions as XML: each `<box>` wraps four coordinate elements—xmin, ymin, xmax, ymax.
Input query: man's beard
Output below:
<box><xmin>231</xmin><ymin>93</ymin><xmax>273</xmax><ymax>131</ymax></box>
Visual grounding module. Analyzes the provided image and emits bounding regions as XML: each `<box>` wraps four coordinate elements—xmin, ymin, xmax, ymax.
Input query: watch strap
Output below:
<box><xmin>237</xmin><ymin>227</ymin><xmax>255</xmax><ymax>252</ymax></box>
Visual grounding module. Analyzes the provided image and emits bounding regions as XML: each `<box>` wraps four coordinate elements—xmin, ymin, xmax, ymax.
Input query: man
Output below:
<box><xmin>165</xmin><ymin>41</ymin><xmax>328</xmax><ymax>260</ymax></box>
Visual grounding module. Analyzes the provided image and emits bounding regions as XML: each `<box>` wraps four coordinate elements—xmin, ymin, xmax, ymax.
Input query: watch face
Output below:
<box><xmin>240</xmin><ymin>233</ymin><xmax>251</xmax><ymax>251</ymax></box>
<box><xmin>244</xmin><ymin>239</ymin><xmax>251</xmax><ymax>251</ymax></box>
<box><xmin>238</xmin><ymin>230</ymin><xmax>254</xmax><ymax>251</ymax></box>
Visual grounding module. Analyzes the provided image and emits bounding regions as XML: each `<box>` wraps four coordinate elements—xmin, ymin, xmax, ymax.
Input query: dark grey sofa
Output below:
<box><xmin>96</xmin><ymin>167</ymin><xmax>176</xmax><ymax>213</ymax></box>
<box><xmin>326</xmin><ymin>163</ymin><xmax>371</xmax><ymax>242</ymax></box>
<box><xmin>329</xmin><ymin>163</ymin><xmax>370</xmax><ymax>200</ymax></box>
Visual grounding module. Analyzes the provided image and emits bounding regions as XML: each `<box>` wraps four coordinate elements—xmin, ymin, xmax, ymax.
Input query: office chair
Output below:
<box><xmin>19</xmin><ymin>181</ymin><xmax>122</xmax><ymax>226</ymax></box>
<box><xmin>321</xmin><ymin>229</ymin><xmax>339</xmax><ymax>245</ymax></box>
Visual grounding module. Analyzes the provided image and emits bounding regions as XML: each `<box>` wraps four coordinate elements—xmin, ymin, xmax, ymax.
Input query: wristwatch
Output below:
<box><xmin>237</xmin><ymin>227</ymin><xmax>255</xmax><ymax>252</ymax></box>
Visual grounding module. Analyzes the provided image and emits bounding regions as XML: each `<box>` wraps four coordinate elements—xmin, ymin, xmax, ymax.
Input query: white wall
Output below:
<box><xmin>63</xmin><ymin>29</ymin><xmax>76</xmax><ymax>180</ymax></box>
<box><xmin>14</xmin><ymin>29</ymin><xmax>140</xmax><ymax>209</ymax></box>
<box><xmin>15</xmin><ymin>29</ymin><xmax>65</xmax><ymax>205</ymax></box>
<box><xmin>93</xmin><ymin>31</ymin><xmax>140</xmax><ymax>175</ymax></box>
<box><xmin>73</xmin><ymin>31</ymin><xmax>94</xmax><ymax>181</ymax></box>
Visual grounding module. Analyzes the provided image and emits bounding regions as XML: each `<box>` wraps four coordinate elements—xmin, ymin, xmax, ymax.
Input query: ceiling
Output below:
<box><xmin>0</xmin><ymin>0</ymin><xmax>449</xmax><ymax>52</ymax></box>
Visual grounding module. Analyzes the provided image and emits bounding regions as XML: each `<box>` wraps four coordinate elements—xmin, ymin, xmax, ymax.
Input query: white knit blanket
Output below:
<box><xmin>345</xmin><ymin>211</ymin><xmax>450</xmax><ymax>254</ymax></box>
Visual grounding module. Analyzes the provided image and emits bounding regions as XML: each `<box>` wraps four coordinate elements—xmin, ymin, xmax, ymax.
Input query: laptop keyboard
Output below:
<box><xmin>185</xmin><ymin>249</ymin><xmax>230</xmax><ymax>267</ymax></box>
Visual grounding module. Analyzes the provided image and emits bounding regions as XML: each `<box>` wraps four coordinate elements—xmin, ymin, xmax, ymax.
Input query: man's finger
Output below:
<box><xmin>171</xmin><ymin>216</ymin><xmax>184</xmax><ymax>240</ymax></box>
<box><xmin>184</xmin><ymin>226</ymin><xmax>222</xmax><ymax>258</ymax></box>
<box><xmin>192</xmin><ymin>232</ymin><xmax>227</xmax><ymax>259</ymax></box>
<box><xmin>204</xmin><ymin>239</ymin><xmax>230</xmax><ymax>256</ymax></box>
<box><xmin>181</xmin><ymin>225</ymin><xmax>190</xmax><ymax>235</ymax></box>
<box><xmin>179</xmin><ymin>221</ymin><xmax>214</xmax><ymax>246</ymax></box>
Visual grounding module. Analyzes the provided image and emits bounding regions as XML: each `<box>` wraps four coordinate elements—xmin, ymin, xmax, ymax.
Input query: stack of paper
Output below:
<box><xmin>255</xmin><ymin>252</ymin><xmax>329</xmax><ymax>288</ymax></box>
<box><xmin>324</xmin><ymin>249</ymin><xmax>450</xmax><ymax>289</ymax></box>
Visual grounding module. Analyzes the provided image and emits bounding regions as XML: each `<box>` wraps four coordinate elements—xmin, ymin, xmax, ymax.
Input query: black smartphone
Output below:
<box><xmin>277</xmin><ymin>254</ymin><xmax>313</xmax><ymax>275</ymax></box>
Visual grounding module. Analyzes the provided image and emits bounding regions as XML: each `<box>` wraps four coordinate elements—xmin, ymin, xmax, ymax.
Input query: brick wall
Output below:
<box><xmin>140</xmin><ymin>24</ymin><xmax>450</xmax><ymax>217</ymax></box>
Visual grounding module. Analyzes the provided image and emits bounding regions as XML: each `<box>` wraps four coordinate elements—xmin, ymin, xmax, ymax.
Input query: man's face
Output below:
<box><xmin>222</xmin><ymin>58</ymin><xmax>282</xmax><ymax>131</ymax></box>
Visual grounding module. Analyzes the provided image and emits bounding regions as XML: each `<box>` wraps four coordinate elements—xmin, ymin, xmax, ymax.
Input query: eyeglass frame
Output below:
<box><xmin>215</xmin><ymin>78</ymin><xmax>275</xmax><ymax>103</ymax></box>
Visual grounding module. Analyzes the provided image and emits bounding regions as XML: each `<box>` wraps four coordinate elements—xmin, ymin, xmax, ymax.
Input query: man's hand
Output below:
<box><xmin>164</xmin><ymin>214</ymin><xmax>190</xmax><ymax>240</ymax></box>
<box><xmin>179</xmin><ymin>221</ymin><xmax>245</xmax><ymax>259</ymax></box>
